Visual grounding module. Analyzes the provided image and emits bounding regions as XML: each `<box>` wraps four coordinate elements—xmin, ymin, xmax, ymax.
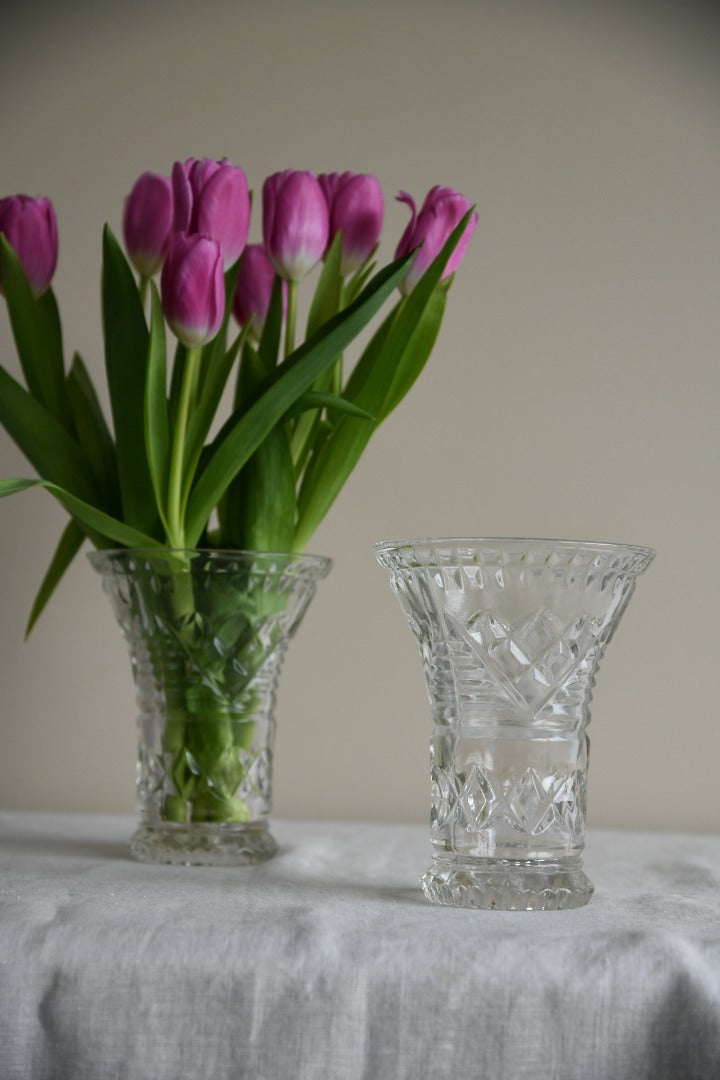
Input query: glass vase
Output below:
<box><xmin>89</xmin><ymin>548</ymin><xmax>331</xmax><ymax>866</ymax></box>
<box><xmin>375</xmin><ymin>537</ymin><xmax>654</xmax><ymax>910</ymax></box>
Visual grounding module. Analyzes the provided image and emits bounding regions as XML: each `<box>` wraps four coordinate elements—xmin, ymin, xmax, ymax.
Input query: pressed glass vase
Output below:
<box><xmin>375</xmin><ymin>537</ymin><xmax>654</xmax><ymax>910</ymax></box>
<box><xmin>90</xmin><ymin>548</ymin><xmax>331</xmax><ymax>866</ymax></box>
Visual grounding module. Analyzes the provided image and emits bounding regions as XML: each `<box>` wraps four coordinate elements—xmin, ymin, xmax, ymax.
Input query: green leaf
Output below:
<box><xmin>257</xmin><ymin>274</ymin><xmax>285</xmax><ymax>373</ymax></box>
<box><xmin>306</xmin><ymin>231</ymin><xmax>343</xmax><ymax>338</ymax></box>
<box><xmin>288</xmin><ymin>232</ymin><xmax>346</xmax><ymax>468</ymax></box>
<box><xmin>66</xmin><ymin>353</ymin><xmax>120</xmax><ymax>514</ymax></box>
<box><xmin>344</xmin><ymin>248</ymin><xmax>378</xmax><ymax>305</ymax></box>
<box><xmin>181</xmin><ymin>268</ymin><xmax>250</xmax><ymax>511</ymax></box>
<box><xmin>378</xmin><ymin>283</ymin><xmax>447</xmax><ymax>421</ymax></box>
<box><xmin>102</xmin><ymin>224</ymin><xmax>159</xmax><ymax>537</ymax></box>
<box><xmin>341</xmin><ymin>301</ymin><xmax>401</xmax><ymax>404</ymax></box>
<box><xmin>184</xmin><ymin>247</ymin><xmax>414</xmax><ymax>547</ymax></box>
<box><xmin>169</xmin><ymin>341</ymin><xmax>188</xmax><ymax>429</ymax></box>
<box><xmin>285</xmin><ymin>390</ymin><xmax>375</xmax><ymax>422</ymax></box>
<box><xmin>293</xmin><ymin>212</ymin><xmax>472</xmax><ymax>550</ymax></box>
<box><xmin>293</xmin><ymin>289</ymin><xmax>446</xmax><ymax>550</ymax></box>
<box><xmin>144</xmin><ymin>283</ymin><xmax>170</xmax><ymax>533</ymax></box>
<box><xmin>0</xmin><ymin>237</ymin><xmax>71</xmax><ymax>430</ymax></box>
<box><xmin>0</xmin><ymin>477</ymin><xmax>163</xmax><ymax>548</ymax></box>
<box><xmin>0</xmin><ymin>361</ymin><xmax>100</xmax><ymax>503</ymax></box>
<box><xmin>25</xmin><ymin>519</ymin><xmax>85</xmax><ymax>637</ymax></box>
<box><xmin>232</xmin><ymin>346</ymin><xmax>297</xmax><ymax>553</ymax></box>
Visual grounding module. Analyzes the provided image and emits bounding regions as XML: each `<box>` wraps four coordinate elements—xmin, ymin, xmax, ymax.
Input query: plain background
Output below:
<box><xmin>0</xmin><ymin>0</ymin><xmax>718</xmax><ymax>833</ymax></box>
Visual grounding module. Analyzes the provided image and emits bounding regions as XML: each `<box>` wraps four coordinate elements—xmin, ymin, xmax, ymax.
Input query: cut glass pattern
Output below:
<box><xmin>91</xmin><ymin>549</ymin><xmax>331</xmax><ymax>865</ymax></box>
<box><xmin>376</xmin><ymin>537</ymin><xmax>653</xmax><ymax>909</ymax></box>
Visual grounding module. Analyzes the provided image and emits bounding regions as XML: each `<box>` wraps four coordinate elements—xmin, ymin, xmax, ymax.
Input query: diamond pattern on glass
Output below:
<box><xmin>430</xmin><ymin>762</ymin><xmax>585</xmax><ymax>841</ymax></box>
<box><xmin>506</xmin><ymin>768</ymin><xmax>556</xmax><ymax>835</ymax></box>
<box><xmin>452</xmin><ymin>606</ymin><xmax>603</xmax><ymax>715</ymax></box>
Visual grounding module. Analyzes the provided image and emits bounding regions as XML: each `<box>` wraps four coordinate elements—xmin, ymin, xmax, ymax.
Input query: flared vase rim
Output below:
<box><xmin>87</xmin><ymin>547</ymin><xmax>333</xmax><ymax>576</ymax></box>
<box><xmin>373</xmin><ymin>536</ymin><xmax>655</xmax><ymax>566</ymax></box>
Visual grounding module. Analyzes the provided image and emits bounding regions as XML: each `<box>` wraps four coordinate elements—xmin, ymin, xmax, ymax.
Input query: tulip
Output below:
<box><xmin>0</xmin><ymin>195</ymin><xmax>58</xmax><ymax>296</ymax></box>
<box><xmin>394</xmin><ymin>186</ymin><xmax>478</xmax><ymax>295</ymax></box>
<box><xmin>161</xmin><ymin>232</ymin><xmax>225</xmax><ymax>348</ymax></box>
<box><xmin>232</xmin><ymin>244</ymin><xmax>286</xmax><ymax>339</ymax></box>
<box><xmin>122</xmin><ymin>172</ymin><xmax>174</xmax><ymax>277</ymax></box>
<box><xmin>318</xmin><ymin>172</ymin><xmax>384</xmax><ymax>276</ymax></box>
<box><xmin>172</xmin><ymin>158</ymin><xmax>250</xmax><ymax>268</ymax></box>
<box><xmin>262</xmin><ymin>170</ymin><xmax>329</xmax><ymax>282</ymax></box>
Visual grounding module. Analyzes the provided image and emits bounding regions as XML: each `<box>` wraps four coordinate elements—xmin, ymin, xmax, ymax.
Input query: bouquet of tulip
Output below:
<box><xmin>0</xmin><ymin>161</ymin><xmax>476</xmax><ymax>835</ymax></box>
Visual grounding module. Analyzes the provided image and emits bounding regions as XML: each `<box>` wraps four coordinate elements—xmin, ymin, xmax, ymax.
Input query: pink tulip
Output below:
<box><xmin>394</xmin><ymin>186</ymin><xmax>478</xmax><ymax>295</ymax></box>
<box><xmin>262</xmin><ymin>170</ymin><xmax>329</xmax><ymax>282</ymax></box>
<box><xmin>318</xmin><ymin>172</ymin><xmax>384</xmax><ymax>275</ymax></box>
<box><xmin>232</xmin><ymin>244</ymin><xmax>286</xmax><ymax>339</ymax></box>
<box><xmin>0</xmin><ymin>195</ymin><xmax>58</xmax><ymax>296</ymax></box>
<box><xmin>160</xmin><ymin>233</ymin><xmax>225</xmax><ymax>348</ymax></box>
<box><xmin>172</xmin><ymin>158</ymin><xmax>250</xmax><ymax>268</ymax></box>
<box><xmin>122</xmin><ymin>172</ymin><xmax>174</xmax><ymax>276</ymax></box>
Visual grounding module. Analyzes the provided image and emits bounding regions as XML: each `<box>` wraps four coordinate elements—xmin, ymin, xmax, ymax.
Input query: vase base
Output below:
<box><xmin>422</xmin><ymin>856</ymin><xmax>594</xmax><ymax>911</ymax></box>
<box><xmin>129</xmin><ymin>822</ymin><xmax>278</xmax><ymax>866</ymax></box>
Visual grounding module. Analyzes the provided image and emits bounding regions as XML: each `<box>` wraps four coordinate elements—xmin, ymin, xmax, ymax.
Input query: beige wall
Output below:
<box><xmin>1</xmin><ymin>0</ymin><xmax>718</xmax><ymax>833</ymax></box>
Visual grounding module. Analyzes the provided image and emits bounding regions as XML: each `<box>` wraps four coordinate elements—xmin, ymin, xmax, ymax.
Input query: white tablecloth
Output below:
<box><xmin>0</xmin><ymin>812</ymin><xmax>718</xmax><ymax>1079</ymax></box>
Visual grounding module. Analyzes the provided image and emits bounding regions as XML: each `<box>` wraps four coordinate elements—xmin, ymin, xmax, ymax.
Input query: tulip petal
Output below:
<box><xmin>161</xmin><ymin>233</ymin><xmax>225</xmax><ymax>348</ymax></box>
<box><xmin>0</xmin><ymin>195</ymin><xmax>58</xmax><ymax>296</ymax></box>
<box><xmin>195</xmin><ymin>165</ymin><xmax>250</xmax><ymax>267</ymax></box>
<box><xmin>394</xmin><ymin>186</ymin><xmax>477</xmax><ymax>294</ymax></box>
<box><xmin>263</xmin><ymin>170</ymin><xmax>329</xmax><ymax>282</ymax></box>
<box><xmin>123</xmin><ymin>172</ymin><xmax>173</xmax><ymax>276</ymax></box>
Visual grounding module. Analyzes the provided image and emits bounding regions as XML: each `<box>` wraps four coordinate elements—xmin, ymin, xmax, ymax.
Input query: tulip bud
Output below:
<box><xmin>122</xmin><ymin>172</ymin><xmax>174</xmax><ymax>277</ymax></box>
<box><xmin>0</xmin><ymin>195</ymin><xmax>58</xmax><ymax>296</ymax></box>
<box><xmin>160</xmin><ymin>233</ymin><xmax>225</xmax><ymax>348</ymax></box>
<box><xmin>232</xmin><ymin>244</ymin><xmax>286</xmax><ymax>339</ymax></box>
<box><xmin>172</xmin><ymin>158</ymin><xmax>250</xmax><ymax>268</ymax></box>
<box><xmin>394</xmin><ymin>186</ymin><xmax>478</xmax><ymax>295</ymax></box>
<box><xmin>262</xmin><ymin>170</ymin><xmax>329</xmax><ymax>282</ymax></box>
<box><xmin>318</xmin><ymin>172</ymin><xmax>384</xmax><ymax>276</ymax></box>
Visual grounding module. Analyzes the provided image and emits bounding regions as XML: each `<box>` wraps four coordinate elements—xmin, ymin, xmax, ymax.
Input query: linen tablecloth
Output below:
<box><xmin>0</xmin><ymin>812</ymin><xmax>718</xmax><ymax>1080</ymax></box>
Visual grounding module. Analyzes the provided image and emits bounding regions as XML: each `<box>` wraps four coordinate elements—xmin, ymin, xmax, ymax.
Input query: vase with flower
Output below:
<box><xmin>0</xmin><ymin>163</ymin><xmax>476</xmax><ymax>863</ymax></box>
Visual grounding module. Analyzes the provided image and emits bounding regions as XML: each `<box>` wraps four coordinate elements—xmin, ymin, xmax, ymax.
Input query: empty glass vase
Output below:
<box><xmin>375</xmin><ymin>537</ymin><xmax>654</xmax><ymax>910</ymax></box>
<box><xmin>90</xmin><ymin>548</ymin><xmax>331</xmax><ymax>866</ymax></box>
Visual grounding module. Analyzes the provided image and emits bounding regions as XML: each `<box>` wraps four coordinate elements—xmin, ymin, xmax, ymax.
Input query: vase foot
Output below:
<box><xmin>129</xmin><ymin>822</ymin><xmax>278</xmax><ymax>866</ymax></box>
<box><xmin>422</xmin><ymin>856</ymin><xmax>594</xmax><ymax>911</ymax></box>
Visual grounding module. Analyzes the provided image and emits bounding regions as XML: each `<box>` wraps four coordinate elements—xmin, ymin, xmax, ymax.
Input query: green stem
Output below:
<box><xmin>167</xmin><ymin>346</ymin><xmax>202</xmax><ymax>548</ymax></box>
<box><xmin>285</xmin><ymin>280</ymin><xmax>298</xmax><ymax>360</ymax></box>
<box><xmin>139</xmin><ymin>275</ymin><xmax>149</xmax><ymax>308</ymax></box>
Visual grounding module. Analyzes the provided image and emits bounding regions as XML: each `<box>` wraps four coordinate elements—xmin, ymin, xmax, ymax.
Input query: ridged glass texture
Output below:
<box><xmin>90</xmin><ymin>549</ymin><xmax>331</xmax><ymax>865</ymax></box>
<box><xmin>375</xmin><ymin>537</ymin><xmax>653</xmax><ymax>910</ymax></box>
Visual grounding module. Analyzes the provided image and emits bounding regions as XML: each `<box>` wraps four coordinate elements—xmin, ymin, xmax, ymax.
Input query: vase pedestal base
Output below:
<box><xmin>129</xmin><ymin>822</ymin><xmax>278</xmax><ymax>866</ymax></box>
<box><xmin>422</xmin><ymin>855</ymin><xmax>594</xmax><ymax>911</ymax></box>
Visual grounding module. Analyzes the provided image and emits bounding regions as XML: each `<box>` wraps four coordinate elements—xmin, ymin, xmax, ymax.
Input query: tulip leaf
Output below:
<box><xmin>306</xmin><ymin>230</ymin><xmax>343</xmax><ymax>339</ymax></box>
<box><xmin>66</xmin><ymin>352</ymin><xmax>120</xmax><ymax>514</ymax></box>
<box><xmin>378</xmin><ymin>280</ymin><xmax>448</xmax><ymax>421</ymax></box>
<box><xmin>257</xmin><ymin>275</ymin><xmax>285</xmax><ymax>373</ymax></box>
<box><xmin>25</xmin><ymin>519</ymin><xmax>85</xmax><ymax>638</ymax></box>
<box><xmin>344</xmin><ymin>247</ymin><xmax>378</xmax><ymax>305</ymax></box>
<box><xmin>184</xmin><ymin>248</ymin><xmax>414</xmax><ymax>547</ymax></box>
<box><xmin>232</xmin><ymin>344</ymin><xmax>297</xmax><ymax>553</ymax></box>
<box><xmin>0</xmin><ymin>360</ymin><xmax>100</xmax><ymax>504</ymax></box>
<box><xmin>0</xmin><ymin>237</ymin><xmax>71</xmax><ymax>431</ymax></box>
<box><xmin>169</xmin><ymin>342</ymin><xmax>188</xmax><ymax>429</ymax></box>
<box><xmin>341</xmin><ymin>302</ymin><xmax>400</xmax><ymax>405</ymax></box>
<box><xmin>182</xmin><ymin>322</ymin><xmax>251</xmax><ymax>517</ymax></box>
<box><xmin>285</xmin><ymin>391</ymin><xmax>375</xmax><ymax>422</ymax></box>
<box><xmin>102</xmin><ymin>224</ymin><xmax>160</xmax><ymax>538</ymax></box>
<box><xmin>289</xmin><ymin>232</ymin><xmax>345</xmax><ymax>469</ymax></box>
<box><xmin>0</xmin><ymin>477</ymin><xmax>163</xmax><ymax>548</ymax></box>
<box><xmin>144</xmin><ymin>283</ymin><xmax>171</xmax><ymax>533</ymax></box>
<box><xmin>293</xmin><ymin>212</ymin><xmax>471</xmax><ymax>550</ymax></box>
